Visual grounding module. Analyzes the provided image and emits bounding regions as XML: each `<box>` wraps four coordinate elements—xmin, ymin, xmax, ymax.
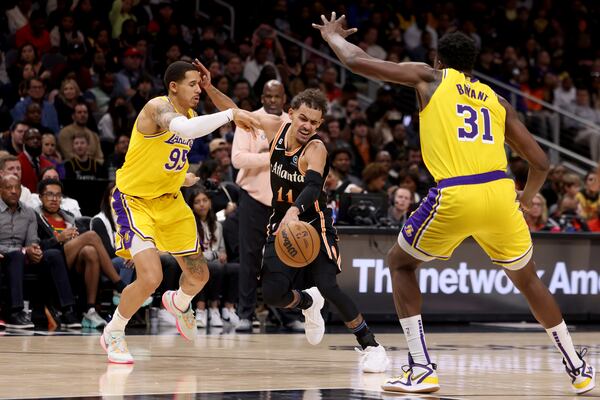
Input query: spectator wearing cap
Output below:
<box><xmin>109</xmin><ymin>0</ymin><xmax>137</xmax><ymax>39</ymax></box>
<box><xmin>18</xmin><ymin>128</ymin><xmax>53</xmax><ymax>193</ymax></box>
<box><xmin>15</xmin><ymin>10</ymin><xmax>51</xmax><ymax>55</ymax></box>
<box><xmin>349</xmin><ymin>118</ymin><xmax>377</xmax><ymax>176</ymax></box>
<box><xmin>116</xmin><ymin>47</ymin><xmax>144</xmax><ymax>98</ymax></box>
<box><xmin>209</xmin><ymin>138</ymin><xmax>233</xmax><ymax>183</ymax></box>
<box><xmin>11</xmin><ymin>78</ymin><xmax>59</xmax><ymax>134</ymax></box>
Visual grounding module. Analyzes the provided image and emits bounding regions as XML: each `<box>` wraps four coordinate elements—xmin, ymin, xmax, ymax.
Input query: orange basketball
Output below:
<box><xmin>275</xmin><ymin>220</ymin><xmax>321</xmax><ymax>268</ymax></box>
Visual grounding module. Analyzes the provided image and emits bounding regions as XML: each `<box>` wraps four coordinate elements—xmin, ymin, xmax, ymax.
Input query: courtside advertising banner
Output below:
<box><xmin>336</xmin><ymin>229</ymin><xmax>600</xmax><ymax>321</ymax></box>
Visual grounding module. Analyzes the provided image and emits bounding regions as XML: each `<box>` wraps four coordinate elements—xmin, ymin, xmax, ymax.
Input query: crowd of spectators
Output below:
<box><xmin>0</xmin><ymin>0</ymin><xmax>599</xmax><ymax>329</ymax></box>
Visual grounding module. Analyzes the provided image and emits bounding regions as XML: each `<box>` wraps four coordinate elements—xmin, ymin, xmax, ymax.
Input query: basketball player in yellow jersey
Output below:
<box><xmin>315</xmin><ymin>13</ymin><xmax>595</xmax><ymax>395</ymax></box>
<box><xmin>101</xmin><ymin>60</ymin><xmax>260</xmax><ymax>364</ymax></box>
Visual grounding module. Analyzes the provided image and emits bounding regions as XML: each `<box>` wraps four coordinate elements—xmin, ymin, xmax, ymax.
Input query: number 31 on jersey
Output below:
<box><xmin>456</xmin><ymin>104</ymin><xmax>494</xmax><ymax>144</ymax></box>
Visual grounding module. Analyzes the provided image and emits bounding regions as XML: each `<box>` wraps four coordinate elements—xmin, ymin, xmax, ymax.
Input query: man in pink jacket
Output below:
<box><xmin>232</xmin><ymin>80</ymin><xmax>303</xmax><ymax>332</ymax></box>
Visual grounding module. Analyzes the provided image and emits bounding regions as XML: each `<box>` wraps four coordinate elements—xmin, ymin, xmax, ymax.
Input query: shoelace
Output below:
<box><xmin>563</xmin><ymin>347</ymin><xmax>588</xmax><ymax>376</ymax></box>
<box><xmin>108</xmin><ymin>334</ymin><xmax>129</xmax><ymax>354</ymax></box>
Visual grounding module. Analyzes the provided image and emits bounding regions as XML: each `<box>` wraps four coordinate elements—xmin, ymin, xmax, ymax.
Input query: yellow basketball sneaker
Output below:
<box><xmin>382</xmin><ymin>353</ymin><xmax>440</xmax><ymax>393</ymax></box>
<box><xmin>564</xmin><ymin>348</ymin><xmax>596</xmax><ymax>395</ymax></box>
<box><xmin>162</xmin><ymin>290</ymin><xmax>197</xmax><ymax>341</ymax></box>
<box><xmin>100</xmin><ymin>329</ymin><xmax>134</xmax><ymax>364</ymax></box>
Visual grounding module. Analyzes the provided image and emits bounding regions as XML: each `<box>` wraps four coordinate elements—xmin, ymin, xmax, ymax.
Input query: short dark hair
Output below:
<box><xmin>38</xmin><ymin>178</ymin><xmax>63</xmax><ymax>195</ymax></box>
<box><xmin>330</xmin><ymin>148</ymin><xmax>353</xmax><ymax>162</ymax></box>
<box><xmin>163</xmin><ymin>61</ymin><xmax>196</xmax><ymax>91</ymax></box>
<box><xmin>290</xmin><ymin>89</ymin><xmax>328</xmax><ymax>116</ymax></box>
<box><xmin>437</xmin><ymin>32</ymin><xmax>478</xmax><ymax>71</ymax></box>
<box><xmin>9</xmin><ymin>120</ymin><xmax>28</xmax><ymax>132</ymax></box>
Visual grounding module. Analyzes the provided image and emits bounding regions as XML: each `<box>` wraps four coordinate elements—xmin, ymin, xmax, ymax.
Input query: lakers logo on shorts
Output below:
<box><xmin>404</xmin><ymin>224</ymin><xmax>414</xmax><ymax>237</ymax></box>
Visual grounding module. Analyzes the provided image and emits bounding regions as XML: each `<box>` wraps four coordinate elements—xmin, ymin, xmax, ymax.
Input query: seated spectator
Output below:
<box><xmin>41</xmin><ymin>133</ymin><xmax>64</xmax><ymax>172</ymax></box>
<box><xmin>361</xmin><ymin>163</ymin><xmax>388</xmax><ymax>194</ymax></box>
<box><xmin>86</xmin><ymin>71</ymin><xmax>116</xmax><ymax>122</ymax></box>
<box><xmin>15</xmin><ymin>10</ymin><xmax>51</xmax><ymax>55</ymax></box>
<box><xmin>58</xmin><ymin>103</ymin><xmax>103</xmax><ymax>163</ymax></box>
<box><xmin>35</xmin><ymin>178</ymin><xmax>127</xmax><ymax>328</ymax></box>
<box><xmin>23</xmin><ymin>102</ymin><xmax>54</xmax><ymax>135</ymax></box>
<box><xmin>330</xmin><ymin>148</ymin><xmax>362</xmax><ymax>186</ymax></box>
<box><xmin>541</xmin><ymin>164</ymin><xmax>565</xmax><ymax>210</ymax></box>
<box><xmin>525</xmin><ymin>193</ymin><xmax>557</xmax><ymax>232</ymax></box>
<box><xmin>11</xmin><ymin>78</ymin><xmax>59</xmax><ymax>134</ymax></box>
<box><xmin>551</xmin><ymin>196</ymin><xmax>588</xmax><ymax>233</ymax></box>
<box><xmin>105</xmin><ymin>134</ymin><xmax>130</xmax><ymax>180</ymax></box>
<box><xmin>0</xmin><ymin>154</ymin><xmax>34</xmax><ymax>205</ymax></box>
<box><xmin>209</xmin><ymin>138</ymin><xmax>233</xmax><ymax>183</ymax></box>
<box><xmin>562</xmin><ymin>173</ymin><xmax>582</xmax><ymax>201</ymax></box>
<box><xmin>387</xmin><ymin>187</ymin><xmax>412</xmax><ymax>227</ymax></box>
<box><xmin>29</xmin><ymin>166</ymin><xmax>82</xmax><ymax>217</ymax></box>
<box><xmin>49</xmin><ymin>12</ymin><xmax>85</xmax><ymax>54</ymax></box>
<box><xmin>2</xmin><ymin>121</ymin><xmax>28</xmax><ymax>156</ymax></box>
<box><xmin>18</xmin><ymin>128</ymin><xmax>53</xmax><ymax>193</ymax></box>
<box><xmin>98</xmin><ymin>95</ymin><xmax>130</xmax><ymax>146</ymax></box>
<box><xmin>0</xmin><ymin>174</ymin><xmax>79</xmax><ymax>329</ymax></box>
<box><xmin>349</xmin><ymin>118</ymin><xmax>377</xmax><ymax>176</ymax></box>
<box><xmin>575</xmin><ymin>171</ymin><xmax>599</xmax><ymax>220</ymax></box>
<box><xmin>64</xmin><ymin>132</ymin><xmax>107</xmax><ymax>180</ymax></box>
<box><xmin>325</xmin><ymin>169</ymin><xmax>363</xmax><ymax>200</ymax></box>
<box><xmin>188</xmin><ymin>188</ymin><xmax>239</xmax><ymax>328</ymax></box>
<box><xmin>90</xmin><ymin>182</ymin><xmax>151</xmax><ymax>308</ymax></box>
<box><xmin>53</xmin><ymin>78</ymin><xmax>85</xmax><ymax>129</ymax></box>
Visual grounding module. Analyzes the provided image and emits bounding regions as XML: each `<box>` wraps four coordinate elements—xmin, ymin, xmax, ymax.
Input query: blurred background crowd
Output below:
<box><xmin>0</xmin><ymin>0</ymin><xmax>599</xmax><ymax>330</ymax></box>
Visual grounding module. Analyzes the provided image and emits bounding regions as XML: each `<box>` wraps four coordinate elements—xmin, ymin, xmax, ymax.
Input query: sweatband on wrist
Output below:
<box><xmin>293</xmin><ymin>169</ymin><xmax>324</xmax><ymax>213</ymax></box>
<box><xmin>169</xmin><ymin>109</ymin><xmax>233</xmax><ymax>139</ymax></box>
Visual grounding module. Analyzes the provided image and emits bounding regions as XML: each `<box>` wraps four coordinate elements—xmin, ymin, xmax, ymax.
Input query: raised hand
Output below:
<box><xmin>312</xmin><ymin>11</ymin><xmax>358</xmax><ymax>41</ymax></box>
<box><xmin>192</xmin><ymin>58</ymin><xmax>211</xmax><ymax>89</ymax></box>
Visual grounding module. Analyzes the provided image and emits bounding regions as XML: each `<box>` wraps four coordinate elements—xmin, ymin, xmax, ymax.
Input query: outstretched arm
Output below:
<box><xmin>313</xmin><ymin>12</ymin><xmax>435</xmax><ymax>87</ymax></box>
<box><xmin>143</xmin><ymin>98</ymin><xmax>260</xmax><ymax>139</ymax></box>
<box><xmin>500</xmin><ymin>97</ymin><xmax>550</xmax><ymax>210</ymax></box>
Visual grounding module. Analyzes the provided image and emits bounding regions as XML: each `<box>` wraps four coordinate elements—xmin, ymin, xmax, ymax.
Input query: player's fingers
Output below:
<box><xmin>331</xmin><ymin>11</ymin><xmax>336</xmax><ymax>22</ymax></box>
<box><xmin>320</xmin><ymin>14</ymin><xmax>328</xmax><ymax>24</ymax></box>
<box><xmin>311</xmin><ymin>23</ymin><xmax>322</xmax><ymax>30</ymax></box>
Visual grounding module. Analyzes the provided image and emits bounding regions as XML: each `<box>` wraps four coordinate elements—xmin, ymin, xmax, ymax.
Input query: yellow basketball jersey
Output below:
<box><xmin>116</xmin><ymin>96</ymin><xmax>195</xmax><ymax>198</ymax></box>
<box><xmin>420</xmin><ymin>68</ymin><xmax>507</xmax><ymax>182</ymax></box>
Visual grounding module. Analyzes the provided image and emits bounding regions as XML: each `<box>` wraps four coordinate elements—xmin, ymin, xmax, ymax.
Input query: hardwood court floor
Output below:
<box><xmin>0</xmin><ymin>329</ymin><xmax>598</xmax><ymax>399</ymax></box>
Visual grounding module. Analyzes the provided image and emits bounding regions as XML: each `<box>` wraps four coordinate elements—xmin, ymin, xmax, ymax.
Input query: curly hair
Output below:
<box><xmin>437</xmin><ymin>32</ymin><xmax>478</xmax><ymax>72</ymax></box>
<box><xmin>290</xmin><ymin>88</ymin><xmax>328</xmax><ymax>116</ymax></box>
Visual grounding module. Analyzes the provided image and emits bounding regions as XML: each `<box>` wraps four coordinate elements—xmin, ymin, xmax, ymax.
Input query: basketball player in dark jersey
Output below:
<box><xmin>254</xmin><ymin>89</ymin><xmax>389</xmax><ymax>373</ymax></box>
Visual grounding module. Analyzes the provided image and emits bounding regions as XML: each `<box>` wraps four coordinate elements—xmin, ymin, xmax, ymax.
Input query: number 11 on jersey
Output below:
<box><xmin>277</xmin><ymin>187</ymin><xmax>294</xmax><ymax>203</ymax></box>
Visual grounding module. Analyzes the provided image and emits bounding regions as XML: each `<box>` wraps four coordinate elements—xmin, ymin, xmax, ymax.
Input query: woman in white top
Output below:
<box><xmin>188</xmin><ymin>188</ymin><xmax>240</xmax><ymax>328</ymax></box>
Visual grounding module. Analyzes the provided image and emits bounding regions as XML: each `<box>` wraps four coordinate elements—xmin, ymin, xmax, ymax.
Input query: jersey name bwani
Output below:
<box><xmin>271</xmin><ymin>161</ymin><xmax>305</xmax><ymax>183</ymax></box>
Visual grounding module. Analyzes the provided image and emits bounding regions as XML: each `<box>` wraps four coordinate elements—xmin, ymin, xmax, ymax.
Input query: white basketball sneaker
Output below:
<box><xmin>301</xmin><ymin>287</ymin><xmax>325</xmax><ymax>345</ymax></box>
<box><xmin>356</xmin><ymin>345</ymin><xmax>390</xmax><ymax>373</ymax></box>
<box><xmin>100</xmin><ymin>329</ymin><xmax>134</xmax><ymax>364</ymax></box>
<box><xmin>564</xmin><ymin>348</ymin><xmax>596</xmax><ymax>395</ymax></box>
<box><xmin>382</xmin><ymin>353</ymin><xmax>440</xmax><ymax>393</ymax></box>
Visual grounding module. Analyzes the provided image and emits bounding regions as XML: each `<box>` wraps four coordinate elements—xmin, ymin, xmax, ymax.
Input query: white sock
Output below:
<box><xmin>105</xmin><ymin>308</ymin><xmax>130</xmax><ymax>334</ymax></box>
<box><xmin>546</xmin><ymin>320</ymin><xmax>583</xmax><ymax>370</ymax></box>
<box><xmin>173</xmin><ymin>288</ymin><xmax>194</xmax><ymax>312</ymax></box>
<box><xmin>399</xmin><ymin>314</ymin><xmax>432</xmax><ymax>365</ymax></box>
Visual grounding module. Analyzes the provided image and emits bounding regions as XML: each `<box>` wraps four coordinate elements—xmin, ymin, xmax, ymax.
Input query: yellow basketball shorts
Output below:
<box><xmin>111</xmin><ymin>187</ymin><xmax>200</xmax><ymax>259</ymax></box>
<box><xmin>399</xmin><ymin>170</ymin><xmax>533</xmax><ymax>270</ymax></box>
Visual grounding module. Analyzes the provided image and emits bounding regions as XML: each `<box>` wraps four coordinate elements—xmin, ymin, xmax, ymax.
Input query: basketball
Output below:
<box><xmin>275</xmin><ymin>221</ymin><xmax>321</xmax><ymax>268</ymax></box>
